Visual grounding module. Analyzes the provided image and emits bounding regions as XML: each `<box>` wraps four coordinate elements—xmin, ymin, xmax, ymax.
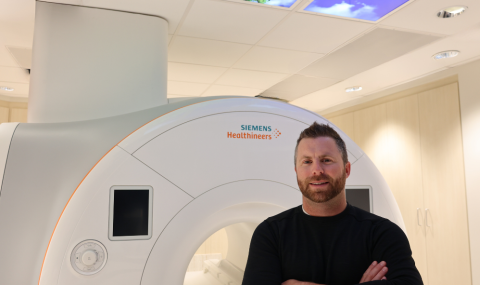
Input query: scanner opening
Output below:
<box><xmin>183</xmin><ymin>222</ymin><xmax>259</xmax><ymax>285</ymax></box>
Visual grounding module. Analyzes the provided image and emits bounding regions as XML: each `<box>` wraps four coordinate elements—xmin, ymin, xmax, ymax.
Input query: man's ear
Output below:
<box><xmin>345</xmin><ymin>161</ymin><xmax>351</xmax><ymax>178</ymax></box>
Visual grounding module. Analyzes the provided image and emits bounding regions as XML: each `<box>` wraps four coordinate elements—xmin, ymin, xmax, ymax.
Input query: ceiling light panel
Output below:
<box><xmin>258</xmin><ymin>13</ymin><xmax>373</xmax><ymax>53</ymax></box>
<box><xmin>169</xmin><ymin>37</ymin><xmax>251</xmax><ymax>67</ymax></box>
<box><xmin>201</xmin><ymin>85</ymin><xmax>263</xmax><ymax>97</ymax></box>
<box><xmin>239</xmin><ymin>0</ymin><xmax>297</xmax><ymax>8</ymax></box>
<box><xmin>233</xmin><ymin>46</ymin><xmax>324</xmax><ymax>74</ymax></box>
<box><xmin>303</xmin><ymin>0</ymin><xmax>410</xmax><ymax>21</ymax></box>
<box><xmin>168</xmin><ymin>63</ymin><xmax>228</xmax><ymax>84</ymax></box>
<box><xmin>0</xmin><ymin>82</ymin><xmax>29</xmax><ymax>96</ymax></box>
<box><xmin>380</xmin><ymin>0</ymin><xmax>480</xmax><ymax>35</ymax></box>
<box><xmin>178</xmin><ymin>0</ymin><xmax>289</xmax><ymax>45</ymax></box>
<box><xmin>216</xmin><ymin>69</ymin><xmax>288</xmax><ymax>89</ymax></box>
<box><xmin>298</xmin><ymin>28</ymin><xmax>440</xmax><ymax>80</ymax></box>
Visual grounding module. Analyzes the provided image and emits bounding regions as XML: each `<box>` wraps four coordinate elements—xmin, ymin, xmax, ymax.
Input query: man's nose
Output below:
<box><xmin>311</xmin><ymin>161</ymin><xmax>324</xmax><ymax>176</ymax></box>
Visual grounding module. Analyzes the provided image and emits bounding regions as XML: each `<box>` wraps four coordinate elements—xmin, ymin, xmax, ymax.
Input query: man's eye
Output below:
<box><xmin>304</xmin><ymin>160</ymin><xmax>312</xmax><ymax>164</ymax></box>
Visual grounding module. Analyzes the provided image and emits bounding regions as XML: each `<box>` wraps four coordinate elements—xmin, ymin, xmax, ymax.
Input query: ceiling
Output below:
<box><xmin>1</xmin><ymin>0</ymin><xmax>480</xmax><ymax>113</ymax></box>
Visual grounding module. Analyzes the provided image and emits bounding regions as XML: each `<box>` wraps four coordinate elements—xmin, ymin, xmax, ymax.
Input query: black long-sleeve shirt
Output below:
<box><xmin>242</xmin><ymin>203</ymin><xmax>423</xmax><ymax>285</ymax></box>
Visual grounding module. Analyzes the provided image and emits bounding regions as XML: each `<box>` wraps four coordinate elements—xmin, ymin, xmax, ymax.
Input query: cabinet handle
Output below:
<box><xmin>425</xmin><ymin>208</ymin><xmax>430</xmax><ymax>227</ymax></box>
<box><xmin>417</xmin><ymin>208</ymin><xmax>422</xmax><ymax>226</ymax></box>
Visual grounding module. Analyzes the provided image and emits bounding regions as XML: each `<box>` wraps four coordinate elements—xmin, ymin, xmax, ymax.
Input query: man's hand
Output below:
<box><xmin>281</xmin><ymin>261</ymin><xmax>388</xmax><ymax>285</ymax></box>
<box><xmin>282</xmin><ymin>280</ymin><xmax>324</xmax><ymax>285</ymax></box>
<box><xmin>360</xmin><ymin>261</ymin><xmax>388</xmax><ymax>283</ymax></box>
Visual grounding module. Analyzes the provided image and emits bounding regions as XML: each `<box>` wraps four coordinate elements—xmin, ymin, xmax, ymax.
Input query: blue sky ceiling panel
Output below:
<box><xmin>242</xmin><ymin>0</ymin><xmax>297</xmax><ymax>8</ymax></box>
<box><xmin>304</xmin><ymin>0</ymin><xmax>410</xmax><ymax>21</ymax></box>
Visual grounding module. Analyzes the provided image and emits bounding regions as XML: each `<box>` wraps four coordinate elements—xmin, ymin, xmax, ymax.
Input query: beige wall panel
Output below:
<box><xmin>328</xmin><ymin>113</ymin><xmax>355</xmax><ymax>141</ymax></box>
<box><xmin>0</xmin><ymin>107</ymin><xmax>9</xmax><ymax>124</ymax></box>
<box><xmin>385</xmin><ymin>95</ymin><xmax>429</xmax><ymax>284</ymax></box>
<box><xmin>353</xmin><ymin>104</ymin><xmax>389</xmax><ymax>178</ymax></box>
<box><xmin>10</xmin><ymin>108</ymin><xmax>27</xmax><ymax>123</ymax></box>
<box><xmin>195</xmin><ymin>228</ymin><xmax>229</xmax><ymax>259</ymax></box>
<box><xmin>418</xmin><ymin>83</ymin><xmax>472</xmax><ymax>285</ymax></box>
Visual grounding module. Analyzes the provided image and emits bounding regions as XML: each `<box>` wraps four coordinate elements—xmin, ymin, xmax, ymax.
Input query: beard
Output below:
<box><xmin>297</xmin><ymin>170</ymin><xmax>347</xmax><ymax>203</ymax></box>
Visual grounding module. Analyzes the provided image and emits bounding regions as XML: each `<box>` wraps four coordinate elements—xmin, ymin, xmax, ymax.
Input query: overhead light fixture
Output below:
<box><xmin>0</xmin><ymin>86</ymin><xmax>14</xmax><ymax>92</ymax></box>
<box><xmin>345</xmin><ymin>86</ymin><xmax>362</xmax><ymax>92</ymax></box>
<box><xmin>241</xmin><ymin>0</ymin><xmax>297</xmax><ymax>8</ymax></box>
<box><xmin>432</xmin><ymin>50</ymin><xmax>459</xmax><ymax>60</ymax></box>
<box><xmin>437</xmin><ymin>6</ymin><xmax>468</xmax><ymax>18</ymax></box>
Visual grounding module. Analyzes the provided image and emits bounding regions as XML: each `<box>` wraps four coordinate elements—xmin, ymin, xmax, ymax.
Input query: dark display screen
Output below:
<box><xmin>113</xmin><ymin>189</ymin><xmax>149</xmax><ymax>237</ymax></box>
<box><xmin>346</xmin><ymin>188</ymin><xmax>371</xmax><ymax>213</ymax></box>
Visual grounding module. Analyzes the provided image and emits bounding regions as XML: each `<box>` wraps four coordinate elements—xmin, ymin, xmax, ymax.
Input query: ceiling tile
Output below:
<box><xmin>291</xmin><ymin>25</ymin><xmax>480</xmax><ymax>112</ymax></box>
<box><xmin>233</xmin><ymin>46</ymin><xmax>324</xmax><ymax>73</ymax></box>
<box><xmin>202</xmin><ymin>85</ymin><xmax>263</xmax><ymax>97</ymax></box>
<box><xmin>169</xmin><ymin>36</ymin><xmax>252</xmax><ymax>67</ymax></box>
<box><xmin>167</xmin><ymin>81</ymin><xmax>210</xmax><ymax>96</ymax></box>
<box><xmin>298</xmin><ymin>28</ymin><xmax>440</xmax><ymax>79</ymax></box>
<box><xmin>261</xmin><ymin>75</ymin><xmax>340</xmax><ymax>101</ymax></box>
<box><xmin>168</xmin><ymin>63</ymin><xmax>228</xmax><ymax>84</ymax></box>
<box><xmin>81</xmin><ymin>0</ymin><xmax>192</xmax><ymax>34</ymax></box>
<box><xmin>215</xmin><ymin>69</ymin><xmax>288</xmax><ymax>89</ymax></box>
<box><xmin>258</xmin><ymin>13</ymin><xmax>373</xmax><ymax>53</ymax></box>
<box><xmin>178</xmin><ymin>0</ymin><xmax>289</xmax><ymax>44</ymax></box>
<box><xmin>380</xmin><ymin>0</ymin><xmax>480</xmax><ymax>35</ymax></box>
<box><xmin>6</xmin><ymin>46</ymin><xmax>31</xmax><ymax>69</ymax></box>
<box><xmin>0</xmin><ymin>66</ymin><xmax>30</xmax><ymax>83</ymax></box>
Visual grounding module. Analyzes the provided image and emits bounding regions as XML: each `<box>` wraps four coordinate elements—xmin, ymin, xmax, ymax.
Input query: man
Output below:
<box><xmin>242</xmin><ymin>122</ymin><xmax>423</xmax><ymax>285</ymax></box>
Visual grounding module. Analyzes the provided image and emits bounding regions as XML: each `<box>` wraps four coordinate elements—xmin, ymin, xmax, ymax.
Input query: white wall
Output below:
<box><xmin>322</xmin><ymin>58</ymin><xmax>480</xmax><ymax>285</ymax></box>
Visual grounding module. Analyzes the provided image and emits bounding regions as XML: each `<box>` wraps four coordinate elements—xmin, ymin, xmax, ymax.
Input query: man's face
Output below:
<box><xmin>295</xmin><ymin>137</ymin><xmax>351</xmax><ymax>204</ymax></box>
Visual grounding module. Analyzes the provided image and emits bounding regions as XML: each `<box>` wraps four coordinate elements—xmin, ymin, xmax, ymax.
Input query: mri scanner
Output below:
<box><xmin>0</xmin><ymin>96</ymin><xmax>404</xmax><ymax>285</ymax></box>
<box><xmin>0</xmin><ymin>2</ymin><xmax>404</xmax><ymax>284</ymax></box>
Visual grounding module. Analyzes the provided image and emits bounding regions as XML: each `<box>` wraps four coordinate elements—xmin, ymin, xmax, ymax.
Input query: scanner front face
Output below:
<box><xmin>30</xmin><ymin>98</ymin><xmax>401</xmax><ymax>285</ymax></box>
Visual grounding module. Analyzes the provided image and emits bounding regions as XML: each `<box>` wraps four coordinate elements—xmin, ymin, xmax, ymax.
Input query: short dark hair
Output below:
<box><xmin>294</xmin><ymin>122</ymin><xmax>348</xmax><ymax>166</ymax></box>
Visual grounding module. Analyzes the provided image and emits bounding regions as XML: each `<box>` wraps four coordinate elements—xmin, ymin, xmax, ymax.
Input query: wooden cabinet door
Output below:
<box><xmin>385</xmin><ymin>95</ymin><xmax>429</xmax><ymax>284</ymax></box>
<box><xmin>418</xmin><ymin>83</ymin><xmax>472</xmax><ymax>285</ymax></box>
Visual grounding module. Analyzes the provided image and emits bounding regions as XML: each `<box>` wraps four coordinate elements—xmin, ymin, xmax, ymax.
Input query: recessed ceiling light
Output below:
<box><xmin>437</xmin><ymin>6</ymin><xmax>468</xmax><ymax>18</ymax></box>
<box><xmin>0</xmin><ymin>86</ymin><xmax>14</xmax><ymax>91</ymax></box>
<box><xmin>345</xmin><ymin>86</ymin><xmax>362</xmax><ymax>92</ymax></box>
<box><xmin>432</xmin><ymin>50</ymin><xmax>460</xmax><ymax>60</ymax></box>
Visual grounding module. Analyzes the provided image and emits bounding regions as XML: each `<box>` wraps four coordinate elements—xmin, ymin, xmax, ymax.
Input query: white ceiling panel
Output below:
<box><xmin>168</xmin><ymin>63</ymin><xmax>228</xmax><ymax>84</ymax></box>
<box><xmin>169</xmin><ymin>36</ymin><xmax>252</xmax><ymax>67</ymax></box>
<box><xmin>258</xmin><ymin>13</ymin><xmax>373</xmax><ymax>53</ymax></box>
<box><xmin>201</xmin><ymin>85</ymin><xmax>263</xmax><ymax>97</ymax></box>
<box><xmin>292</xmin><ymin>25</ymin><xmax>480</xmax><ymax>112</ymax></box>
<box><xmin>261</xmin><ymin>75</ymin><xmax>340</xmax><ymax>101</ymax></box>
<box><xmin>6</xmin><ymin>46</ymin><xmax>31</xmax><ymax>69</ymax></box>
<box><xmin>234</xmin><ymin>46</ymin><xmax>324</xmax><ymax>73</ymax></box>
<box><xmin>178</xmin><ymin>0</ymin><xmax>289</xmax><ymax>45</ymax></box>
<box><xmin>0</xmin><ymin>66</ymin><xmax>30</xmax><ymax>83</ymax></box>
<box><xmin>167</xmin><ymin>81</ymin><xmax>210</xmax><ymax>96</ymax></box>
<box><xmin>298</xmin><ymin>28</ymin><xmax>440</xmax><ymax>79</ymax></box>
<box><xmin>215</xmin><ymin>69</ymin><xmax>288</xmax><ymax>89</ymax></box>
<box><xmin>80</xmin><ymin>0</ymin><xmax>192</xmax><ymax>34</ymax></box>
<box><xmin>380</xmin><ymin>0</ymin><xmax>480</xmax><ymax>35</ymax></box>
<box><xmin>0</xmin><ymin>47</ymin><xmax>20</xmax><ymax>67</ymax></box>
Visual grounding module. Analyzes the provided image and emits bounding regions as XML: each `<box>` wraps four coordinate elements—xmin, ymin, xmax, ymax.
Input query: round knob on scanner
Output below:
<box><xmin>70</xmin><ymin>240</ymin><xmax>107</xmax><ymax>275</ymax></box>
<box><xmin>81</xmin><ymin>250</ymin><xmax>97</xmax><ymax>266</ymax></box>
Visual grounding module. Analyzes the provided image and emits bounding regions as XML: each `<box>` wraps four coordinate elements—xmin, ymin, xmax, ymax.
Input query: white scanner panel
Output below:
<box><xmin>134</xmin><ymin>112</ymin><xmax>306</xmax><ymax>197</ymax></box>
<box><xmin>41</xmin><ymin>146</ymin><xmax>193</xmax><ymax>285</ymax></box>
<box><xmin>34</xmin><ymin>97</ymin><xmax>404</xmax><ymax>285</ymax></box>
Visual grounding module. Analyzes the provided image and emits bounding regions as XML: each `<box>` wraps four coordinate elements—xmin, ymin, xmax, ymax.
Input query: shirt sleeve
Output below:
<box><xmin>242</xmin><ymin>221</ymin><xmax>283</xmax><ymax>285</ymax></box>
<box><xmin>355</xmin><ymin>220</ymin><xmax>424</xmax><ymax>285</ymax></box>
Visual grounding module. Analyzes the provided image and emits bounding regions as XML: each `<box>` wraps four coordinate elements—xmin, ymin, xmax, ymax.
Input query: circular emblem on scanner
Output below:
<box><xmin>70</xmin><ymin>240</ymin><xmax>107</xmax><ymax>275</ymax></box>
